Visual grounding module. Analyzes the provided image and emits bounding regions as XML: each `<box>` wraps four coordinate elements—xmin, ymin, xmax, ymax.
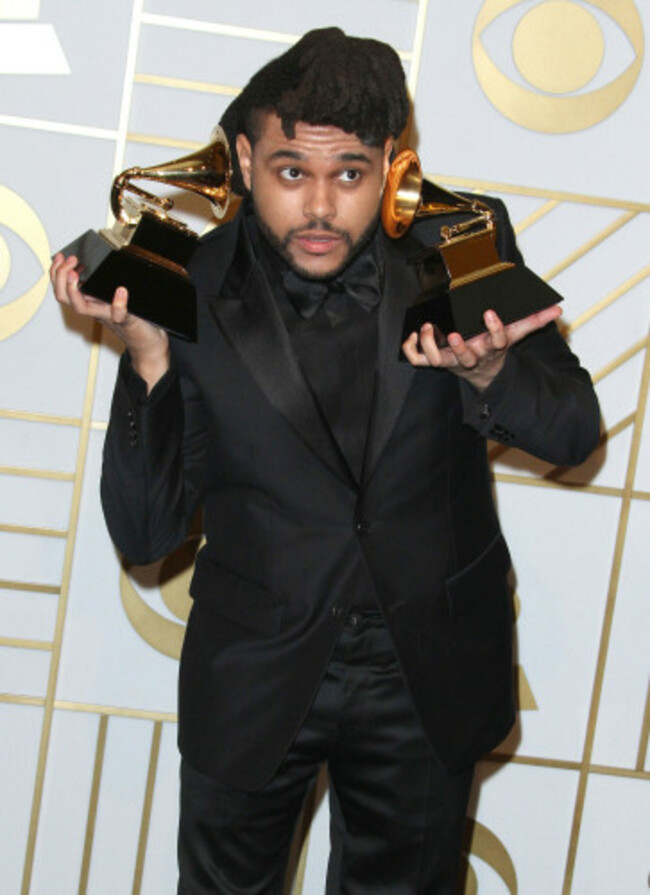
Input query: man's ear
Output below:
<box><xmin>236</xmin><ymin>133</ymin><xmax>253</xmax><ymax>191</ymax></box>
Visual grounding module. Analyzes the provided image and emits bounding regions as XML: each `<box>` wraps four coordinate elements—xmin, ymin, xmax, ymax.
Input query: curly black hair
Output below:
<box><xmin>220</xmin><ymin>28</ymin><xmax>410</xmax><ymax>194</ymax></box>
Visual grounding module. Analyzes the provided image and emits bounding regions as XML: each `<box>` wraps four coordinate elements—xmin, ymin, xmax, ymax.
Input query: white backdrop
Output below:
<box><xmin>1</xmin><ymin>1</ymin><xmax>648</xmax><ymax>893</ymax></box>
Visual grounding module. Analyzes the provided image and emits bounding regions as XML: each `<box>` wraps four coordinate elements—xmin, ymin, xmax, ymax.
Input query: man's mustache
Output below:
<box><xmin>284</xmin><ymin>219</ymin><xmax>352</xmax><ymax>244</ymax></box>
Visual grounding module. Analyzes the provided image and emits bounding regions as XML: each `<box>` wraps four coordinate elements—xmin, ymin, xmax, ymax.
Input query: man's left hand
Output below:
<box><xmin>401</xmin><ymin>305</ymin><xmax>562</xmax><ymax>392</ymax></box>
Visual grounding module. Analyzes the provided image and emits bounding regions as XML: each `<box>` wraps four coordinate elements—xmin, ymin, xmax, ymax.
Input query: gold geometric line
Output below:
<box><xmin>563</xmin><ymin>330</ymin><xmax>650</xmax><ymax>895</ymax></box>
<box><xmin>0</xmin><ymin>524</ymin><xmax>68</xmax><ymax>539</ymax></box>
<box><xmin>0</xmin><ymin>409</ymin><xmax>81</xmax><ymax>427</ymax></box>
<box><xmin>0</xmin><ymin>465</ymin><xmax>74</xmax><ymax>481</ymax></box>
<box><xmin>632</xmin><ymin>490</ymin><xmax>650</xmax><ymax>501</ymax></box>
<box><xmin>0</xmin><ymin>580</ymin><xmax>60</xmax><ymax>595</ymax></box>
<box><xmin>127</xmin><ymin>132</ymin><xmax>203</xmax><ymax>152</ymax></box>
<box><xmin>425</xmin><ymin>173</ymin><xmax>650</xmax><ymax>213</ymax></box>
<box><xmin>134</xmin><ymin>73</ymin><xmax>241</xmax><ymax>96</ymax></box>
<box><xmin>53</xmin><ymin>700</ymin><xmax>177</xmax><ymax>724</ymax></box>
<box><xmin>591</xmin><ymin>337</ymin><xmax>647</xmax><ymax>384</ymax></box>
<box><xmin>78</xmin><ymin>715</ymin><xmax>108</xmax><ymax>895</ymax></box>
<box><xmin>636</xmin><ymin>681</ymin><xmax>650</xmax><ymax>773</ymax></box>
<box><xmin>491</xmin><ymin>473</ymin><xmax>624</xmax><ymax>498</ymax></box>
<box><xmin>139</xmin><ymin>13</ymin><xmax>413</xmax><ymax>60</ymax></box>
<box><xmin>0</xmin><ymin>113</ymin><xmax>117</xmax><ymax>141</ymax></box>
<box><xmin>601</xmin><ymin>412</ymin><xmax>637</xmax><ymax>443</ymax></box>
<box><xmin>140</xmin><ymin>12</ymin><xmax>301</xmax><ymax>45</ymax></box>
<box><xmin>486</xmin><ymin>752</ymin><xmax>650</xmax><ymax>780</ymax></box>
<box><xmin>589</xmin><ymin>764</ymin><xmax>650</xmax><ymax>781</ymax></box>
<box><xmin>111</xmin><ymin>0</ymin><xmax>145</xmax><ymax>187</ymax></box>
<box><xmin>406</xmin><ymin>0</ymin><xmax>429</xmax><ymax>97</ymax></box>
<box><xmin>567</xmin><ymin>264</ymin><xmax>650</xmax><ymax>334</ymax></box>
<box><xmin>487</xmin><ymin>753</ymin><xmax>580</xmax><ymax>771</ymax></box>
<box><xmin>90</xmin><ymin>421</ymin><xmax>108</xmax><ymax>432</ymax></box>
<box><xmin>21</xmin><ymin>329</ymin><xmax>103</xmax><ymax>895</ymax></box>
<box><xmin>543</xmin><ymin>211</ymin><xmax>637</xmax><ymax>282</ymax></box>
<box><xmin>0</xmin><ymin>693</ymin><xmax>45</xmax><ymax>708</ymax></box>
<box><xmin>514</xmin><ymin>199</ymin><xmax>560</xmax><ymax>235</ymax></box>
<box><xmin>0</xmin><ymin>638</ymin><xmax>53</xmax><ymax>651</ymax></box>
<box><xmin>132</xmin><ymin>721</ymin><xmax>163</xmax><ymax>895</ymax></box>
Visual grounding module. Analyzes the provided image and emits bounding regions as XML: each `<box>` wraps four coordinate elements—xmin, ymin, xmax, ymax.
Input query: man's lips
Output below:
<box><xmin>293</xmin><ymin>232</ymin><xmax>343</xmax><ymax>255</ymax></box>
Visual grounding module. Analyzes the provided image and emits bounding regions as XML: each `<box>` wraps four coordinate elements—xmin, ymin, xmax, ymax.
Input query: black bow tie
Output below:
<box><xmin>282</xmin><ymin>253</ymin><xmax>381</xmax><ymax>320</ymax></box>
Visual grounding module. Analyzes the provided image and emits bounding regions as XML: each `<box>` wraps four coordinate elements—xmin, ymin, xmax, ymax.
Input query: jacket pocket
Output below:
<box><xmin>190</xmin><ymin>552</ymin><xmax>283</xmax><ymax>636</ymax></box>
<box><xmin>445</xmin><ymin>533</ymin><xmax>513</xmax><ymax>639</ymax></box>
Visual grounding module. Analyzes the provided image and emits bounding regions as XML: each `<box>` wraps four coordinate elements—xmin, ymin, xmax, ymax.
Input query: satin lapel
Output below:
<box><xmin>363</xmin><ymin>232</ymin><xmax>422</xmax><ymax>483</ymax></box>
<box><xmin>207</xmin><ymin>220</ymin><xmax>355</xmax><ymax>487</ymax></box>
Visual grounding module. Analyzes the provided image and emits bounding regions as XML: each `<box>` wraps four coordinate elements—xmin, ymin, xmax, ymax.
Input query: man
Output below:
<box><xmin>51</xmin><ymin>28</ymin><xmax>600</xmax><ymax>895</ymax></box>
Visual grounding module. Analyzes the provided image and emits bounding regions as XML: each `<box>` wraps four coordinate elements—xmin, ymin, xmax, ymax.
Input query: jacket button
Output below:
<box><xmin>331</xmin><ymin>605</ymin><xmax>343</xmax><ymax>618</ymax></box>
<box><xmin>355</xmin><ymin>520</ymin><xmax>372</xmax><ymax>537</ymax></box>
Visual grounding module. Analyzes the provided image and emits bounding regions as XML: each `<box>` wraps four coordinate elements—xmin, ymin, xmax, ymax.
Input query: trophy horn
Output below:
<box><xmin>381</xmin><ymin>148</ymin><xmax>493</xmax><ymax>239</ymax></box>
<box><xmin>111</xmin><ymin>125</ymin><xmax>232</xmax><ymax>226</ymax></box>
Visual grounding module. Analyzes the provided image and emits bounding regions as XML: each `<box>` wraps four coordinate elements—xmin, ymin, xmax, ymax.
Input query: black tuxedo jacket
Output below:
<box><xmin>101</xmin><ymin>199</ymin><xmax>600</xmax><ymax>790</ymax></box>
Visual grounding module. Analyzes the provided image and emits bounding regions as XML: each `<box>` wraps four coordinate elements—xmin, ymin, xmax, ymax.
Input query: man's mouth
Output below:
<box><xmin>294</xmin><ymin>232</ymin><xmax>343</xmax><ymax>255</ymax></box>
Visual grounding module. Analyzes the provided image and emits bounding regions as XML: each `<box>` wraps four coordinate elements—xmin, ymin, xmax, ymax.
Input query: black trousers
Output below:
<box><xmin>178</xmin><ymin>611</ymin><xmax>473</xmax><ymax>894</ymax></box>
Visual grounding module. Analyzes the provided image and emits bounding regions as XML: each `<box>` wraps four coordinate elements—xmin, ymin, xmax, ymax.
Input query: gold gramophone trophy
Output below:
<box><xmin>58</xmin><ymin>126</ymin><xmax>232</xmax><ymax>341</ymax></box>
<box><xmin>382</xmin><ymin>149</ymin><xmax>562</xmax><ymax>343</ymax></box>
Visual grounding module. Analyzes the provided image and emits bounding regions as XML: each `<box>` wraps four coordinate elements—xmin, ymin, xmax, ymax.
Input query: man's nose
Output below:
<box><xmin>303</xmin><ymin>180</ymin><xmax>336</xmax><ymax>221</ymax></box>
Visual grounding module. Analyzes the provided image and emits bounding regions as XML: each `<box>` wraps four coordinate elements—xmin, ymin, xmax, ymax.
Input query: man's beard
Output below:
<box><xmin>252</xmin><ymin>196</ymin><xmax>380</xmax><ymax>282</ymax></box>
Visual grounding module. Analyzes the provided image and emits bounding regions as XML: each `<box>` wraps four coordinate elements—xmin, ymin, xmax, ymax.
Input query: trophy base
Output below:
<box><xmin>401</xmin><ymin>264</ymin><xmax>563</xmax><ymax>348</ymax></box>
<box><xmin>58</xmin><ymin>226</ymin><xmax>198</xmax><ymax>341</ymax></box>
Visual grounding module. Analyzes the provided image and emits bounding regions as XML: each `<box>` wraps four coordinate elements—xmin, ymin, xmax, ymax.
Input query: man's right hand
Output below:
<box><xmin>51</xmin><ymin>253</ymin><xmax>170</xmax><ymax>392</ymax></box>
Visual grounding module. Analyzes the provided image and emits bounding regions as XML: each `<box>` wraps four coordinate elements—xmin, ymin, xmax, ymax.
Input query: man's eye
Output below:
<box><xmin>279</xmin><ymin>167</ymin><xmax>302</xmax><ymax>181</ymax></box>
<box><xmin>339</xmin><ymin>169</ymin><xmax>361</xmax><ymax>183</ymax></box>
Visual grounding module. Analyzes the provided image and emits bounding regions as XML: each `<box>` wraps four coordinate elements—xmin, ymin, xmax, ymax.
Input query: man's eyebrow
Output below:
<box><xmin>266</xmin><ymin>150</ymin><xmax>373</xmax><ymax>164</ymax></box>
<box><xmin>268</xmin><ymin>150</ymin><xmax>306</xmax><ymax>162</ymax></box>
<box><xmin>337</xmin><ymin>152</ymin><xmax>373</xmax><ymax>164</ymax></box>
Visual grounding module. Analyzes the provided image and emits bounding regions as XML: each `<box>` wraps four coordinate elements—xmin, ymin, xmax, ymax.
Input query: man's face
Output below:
<box><xmin>236</xmin><ymin>113</ymin><xmax>392</xmax><ymax>280</ymax></box>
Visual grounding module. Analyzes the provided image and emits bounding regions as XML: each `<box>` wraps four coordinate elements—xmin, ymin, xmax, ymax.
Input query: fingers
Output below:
<box><xmin>402</xmin><ymin>325</ymin><xmax>447</xmax><ymax>367</ymax></box>
<box><xmin>483</xmin><ymin>309</ymin><xmax>507</xmax><ymax>350</ymax></box>
<box><xmin>50</xmin><ymin>253</ymin><xmax>79</xmax><ymax>306</ymax></box>
<box><xmin>50</xmin><ymin>253</ymin><xmax>128</xmax><ymax>323</ymax></box>
<box><xmin>504</xmin><ymin>304</ymin><xmax>562</xmax><ymax>344</ymax></box>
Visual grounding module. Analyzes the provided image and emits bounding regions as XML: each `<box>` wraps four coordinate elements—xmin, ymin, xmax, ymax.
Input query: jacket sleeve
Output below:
<box><xmin>100</xmin><ymin>350</ymin><xmax>207</xmax><ymax>564</ymax></box>
<box><xmin>459</xmin><ymin>197</ymin><xmax>601</xmax><ymax>466</ymax></box>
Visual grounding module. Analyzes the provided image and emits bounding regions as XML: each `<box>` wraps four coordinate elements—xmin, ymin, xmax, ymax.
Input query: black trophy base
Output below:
<box><xmin>58</xmin><ymin>227</ymin><xmax>198</xmax><ymax>341</ymax></box>
<box><xmin>402</xmin><ymin>264</ymin><xmax>563</xmax><ymax>347</ymax></box>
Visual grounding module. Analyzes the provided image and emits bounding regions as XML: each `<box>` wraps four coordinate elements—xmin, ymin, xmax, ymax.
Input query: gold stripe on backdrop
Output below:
<box><xmin>0</xmin><ymin>524</ymin><xmax>68</xmax><ymax>538</ymax></box>
<box><xmin>21</xmin><ymin>327</ymin><xmax>103</xmax><ymax>895</ymax></box>
<box><xmin>562</xmin><ymin>331</ymin><xmax>650</xmax><ymax>894</ymax></box>
<box><xmin>132</xmin><ymin>722</ymin><xmax>163</xmax><ymax>895</ymax></box>
<box><xmin>636</xmin><ymin>683</ymin><xmax>650</xmax><ymax>773</ymax></box>
<box><xmin>134</xmin><ymin>74</ymin><xmax>241</xmax><ymax>96</ymax></box>
<box><xmin>542</xmin><ymin>211</ymin><xmax>638</xmax><ymax>283</ymax></box>
<box><xmin>0</xmin><ymin>465</ymin><xmax>74</xmax><ymax>481</ymax></box>
<box><xmin>568</xmin><ymin>264</ymin><xmax>650</xmax><ymax>333</ymax></box>
<box><xmin>78</xmin><ymin>715</ymin><xmax>109</xmax><ymax>895</ymax></box>
<box><xmin>0</xmin><ymin>638</ymin><xmax>53</xmax><ymax>651</ymax></box>
<box><xmin>514</xmin><ymin>199</ymin><xmax>560</xmax><ymax>235</ymax></box>
<box><xmin>0</xmin><ymin>580</ymin><xmax>60</xmax><ymax>594</ymax></box>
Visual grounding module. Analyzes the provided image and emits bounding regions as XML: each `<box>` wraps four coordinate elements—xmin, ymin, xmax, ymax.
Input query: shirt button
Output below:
<box><xmin>331</xmin><ymin>605</ymin><xmax>343</xmax><ymax>618</ymax></box>
<box><xmin>347</xmin><ymin>612</ymin><xmax>360</xmax><ymax>627</ymax></box>
<box><xmin>355</xmin><ymin>520</ymin><xmax>372</xmax><ymax>537</ymax></box>
<box><xmin>478</xmin><ymin>402</ymin><xmax>490</xmax><ymax>420</ymax></box>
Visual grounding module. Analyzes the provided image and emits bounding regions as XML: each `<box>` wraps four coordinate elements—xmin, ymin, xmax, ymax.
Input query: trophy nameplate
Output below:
<box><xmin>56</xmin><ymin>127</ymin><xmax>232</xmax><ymax>342</ymax></box>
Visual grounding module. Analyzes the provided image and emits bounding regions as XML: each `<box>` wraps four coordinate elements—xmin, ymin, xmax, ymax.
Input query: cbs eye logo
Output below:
<box><xmin>473</xmin><ymin>0</ymin><xmax>644</xmax><ymax>133</ymax></box>
<box><xmin>0</xmin><ymin>185</ymin><xmax>50</xmax><ymax>340</ymax></box>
